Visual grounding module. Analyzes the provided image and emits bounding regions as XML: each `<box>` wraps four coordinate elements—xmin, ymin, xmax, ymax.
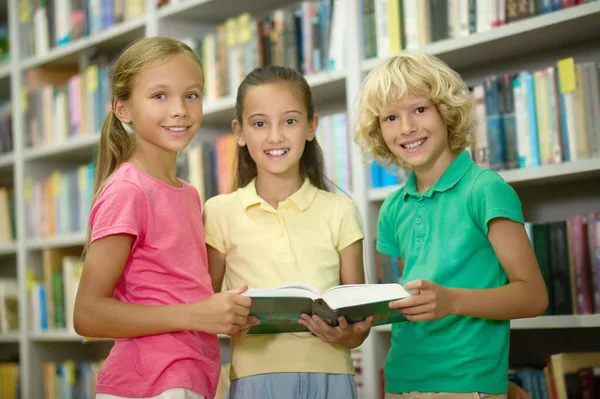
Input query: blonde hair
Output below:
<box><xmin>353</xmin><ymin>52</ymin><xmax>475</xmax><ymax>168</ymax></box>
<box><xmin>83</xmin><ymin>37</ymin><xmax>203</xmax><ymax>258</ymax></box>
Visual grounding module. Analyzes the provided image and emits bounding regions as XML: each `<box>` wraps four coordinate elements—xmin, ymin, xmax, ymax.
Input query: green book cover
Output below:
<box><xmin>244</xmin><ymin>283</ymin><xmax>410</xmax><ymax>334</ymax></box>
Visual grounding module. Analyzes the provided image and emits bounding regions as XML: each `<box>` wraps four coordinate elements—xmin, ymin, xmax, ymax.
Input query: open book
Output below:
<box><xmin>242</xmin><ymin>283</ymin><xmax>410</xmax><ymax>334</ymax></box>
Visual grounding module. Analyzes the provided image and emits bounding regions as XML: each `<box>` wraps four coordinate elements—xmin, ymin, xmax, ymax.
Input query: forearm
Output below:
<box><xmin>451</xmin><ymin>280</ymin><xmax>547</xmax><ymax>320</ymax></box>
<box><xmin>74</xmin><ymin>297</ymin><xmax>189</xmax><ymax>338</ymax></box>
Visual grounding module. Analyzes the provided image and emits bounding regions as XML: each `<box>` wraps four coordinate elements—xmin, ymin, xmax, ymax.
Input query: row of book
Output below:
<box><xmin>0</xmin><ymin>362</ymin><xmax>19</xmax><ymax>399</ymax></box>
<box><xmin>24</xmin><ymin>60</ymin><xmax>112</xmax><ymax>149</ymax></box>
<box><xmin>30</xmin><ymin>248</ymin><xmax>83</xmax><ymax>333</ymax></box>
<box><xmin>43</xmin><ymin>359</ymin><xmax>103</xmax><ymax>399</ymax></box>
<box><xmin>19</xmin><ymin>0</ymin><xmax>145</xmax><ymax>60</ymax></box>
<box><xmin>183</xmin><ymin>0</ymin><xmax>344</xmax><ymax>103</ymax></box>
<box><xmin>0</xmin><ymin>103</ymin><xmax>12</xmax><ymax>155</ymax></box>
<box><xmin>362</xmin><ymin>0</ymin><xmax>598</xmax><ymax>60</ymax></box>
<box><xmin>0</xmin><ymin>186</ymin><xmax>16</xmax><ymax>244</ymax></box>
<box><xmin>0</xmin><ymin>277</ymin><xmax>18</xmax><ymax>334</ymax></box>
<box><xmin>471</xmin><ymin>57</ymin><xmax>600</xmax><ymax>171</ymax></box>
<box><xmin>24</xmin><ymin>163</ymin><xmax>95</xmax><ymax>240</ymax></box>
<box><xmin>510</xmin><ymin>352</ymin><xmax>600</xmax><ymax>399</ymax></box>
<box><xmin>526</xmin><ymin>213</ymin><xmax>600</xmax><ymax>316</ymax></box>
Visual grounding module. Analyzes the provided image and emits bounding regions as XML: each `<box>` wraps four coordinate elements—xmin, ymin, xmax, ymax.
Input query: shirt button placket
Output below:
<box><xmin>415</xmin><ymin>198</ymin><xmax>426</xmax><ymax>243</ymax></box>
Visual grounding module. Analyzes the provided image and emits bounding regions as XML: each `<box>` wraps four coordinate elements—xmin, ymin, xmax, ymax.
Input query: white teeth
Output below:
<box><xmin>165</xmin><ymin>126</ymin><xmax>187</xmax><ymax>132</ymax></box>
<box><xmin>404</xmin><ymin>139</ymin><xmax>425</xmax><ymax>149</ymax></box>
<box><xmin>266</xmin><ymin>149</ymin><xmax>288</xmax><ymax>156</ymax></box>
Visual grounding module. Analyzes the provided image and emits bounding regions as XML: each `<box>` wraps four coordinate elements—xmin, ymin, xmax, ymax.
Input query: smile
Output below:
<box><xmin>401</xmin><ymin>138</ymin><xmax>426</xmax><ymax>150</ymax></box>
<box><xmin>163</xmin><ymin>126</ymin><xmax>190</xmax><ymax>136</ymax></box>
<box><xmin>265</xmin><ymin>149</ymin><xmax>289</xmax><ymax>158</ymax></box>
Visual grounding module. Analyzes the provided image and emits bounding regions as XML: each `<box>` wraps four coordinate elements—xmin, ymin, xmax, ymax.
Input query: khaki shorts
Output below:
<box><xmin>385</xmin><ymin>393</ymin><xmax>507</xmax><ymax>399</ymax></box>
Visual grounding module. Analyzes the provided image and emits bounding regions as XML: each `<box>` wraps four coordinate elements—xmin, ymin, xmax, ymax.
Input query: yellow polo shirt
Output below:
<box><xmin>203</xmin><ymin>178</ymin><xmax>364</xmax><ymax>380</ymax></box>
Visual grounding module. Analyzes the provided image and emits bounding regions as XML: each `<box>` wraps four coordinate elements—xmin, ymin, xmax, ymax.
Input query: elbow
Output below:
<box><xmin>73</xmin><ymin>298</ymin><xmax>92</xmax><ymax>337</ymax></box>
<box><xmin>528</xmin><ymin>285</ymin><xmax>549</xmax><ymax>318</ymax></box>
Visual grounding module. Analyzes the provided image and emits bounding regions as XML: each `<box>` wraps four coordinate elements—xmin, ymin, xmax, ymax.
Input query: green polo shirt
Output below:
<box><xmin>377</xmin><ymin>151</ymin><xmax>524</xmax><ymax>394</ymax></box>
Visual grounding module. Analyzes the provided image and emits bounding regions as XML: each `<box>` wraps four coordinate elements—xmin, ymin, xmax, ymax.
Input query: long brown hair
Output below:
<box><xmin>83</xmin><ymin>37</ymin><xmax>203</xmax><ymax>258</ymax></box>
<box><xmin>234</xmin><ymin>65</ymin><xmax>329</xmax><ymax>191</ymax></box>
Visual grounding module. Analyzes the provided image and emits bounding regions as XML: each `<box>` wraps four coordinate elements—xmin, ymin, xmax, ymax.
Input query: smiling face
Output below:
<box><xmin>379</xmin><ymin>95</ymin><xmax>453</xmax><ymax>173</ymax></box>
<box><xmin>233</xmin><ymin>81</ymin><xmax>318</xmax><ymax>179</ymax></box>
<box><xmin>114</xmin><ymin>52</ymin><xmax>204</xmax><ymax>154</ymax></box>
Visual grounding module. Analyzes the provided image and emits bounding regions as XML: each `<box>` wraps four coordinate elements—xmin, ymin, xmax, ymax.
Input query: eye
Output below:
<box><xmin>416</xmin><ymin>107</ymin><xmax>426</xmax><ymax>114</ymax></box>
<box><xmin>187</xmin><ymin>92</ymin><xmax>199</xmax><ymax>99</ymax></box>
<box><xmin>284</xmin><ymin>118</ymin><xmax>297</xmax><ymax>125</ymax></box>
<box><xmin>383</xmin><ymin>115</ymin><xmax>396</xmax><ymax>122</ymax></box>
<box><xmin>253</xmin><ymin>121</ymin><xmax>265</xmax><ymax>128</ymax></box>
<box><xmin>153</xmin><ymin>93</ymin><xmax>166</xmax><ymax>100</ymax></box>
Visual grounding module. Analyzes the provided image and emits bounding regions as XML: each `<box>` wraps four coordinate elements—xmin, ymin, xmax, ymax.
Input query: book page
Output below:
<box><xmin>322</xmin><ymin>283</ymin><xmax>410</xmax><ymax>310</ymax></box>
<box><xmin>243</xmin><ymin>283</ymin><xmax>320</xmax><ymax>300</ymax></box>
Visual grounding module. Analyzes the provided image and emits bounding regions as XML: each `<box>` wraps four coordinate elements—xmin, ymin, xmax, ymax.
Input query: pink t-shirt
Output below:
<box><xmin>89</xmin><ymin>162</ymin><xmax>220</xmax><ymax>398</ymax></box>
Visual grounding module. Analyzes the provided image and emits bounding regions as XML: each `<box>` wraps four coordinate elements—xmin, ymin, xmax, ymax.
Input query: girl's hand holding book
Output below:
<box><xmin>298</xmin><ymin>314</ymin><xmax>373</xmax><ymax>349</ymax></box>
<box><xmin>185</xmin><ymin>284</ymin><xmax>259</xmax><ymax>335</ymax></box>
<box><xmin>389</xmin><ymin>279</ymin><xmax>456</xmax><ymax>322</ymax></box>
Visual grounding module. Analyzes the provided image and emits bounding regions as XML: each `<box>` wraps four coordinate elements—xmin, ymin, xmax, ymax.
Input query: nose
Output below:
<box><xmin>400</xmin><ymin>115</ymin><xmax>417</xmax><ymax>136</ymax></box>
<box><xmin>267</xmin><ymin>125</ymin><xmax>284</xmax><ymax>143</ymax></box>
<box><xmin>170</xmin><ymin>98</ymin><xmax>187</xmax><ymax>118</ymax></box>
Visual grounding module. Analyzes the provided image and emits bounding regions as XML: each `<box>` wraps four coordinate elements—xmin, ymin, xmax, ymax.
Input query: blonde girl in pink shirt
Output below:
<box><xmin>73</xmin><ymin>37</ymin><xmax>256</xmax><ymax>399</ymax></box>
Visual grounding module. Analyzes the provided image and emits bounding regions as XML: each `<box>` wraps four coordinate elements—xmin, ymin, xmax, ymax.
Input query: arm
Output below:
<box><xmin>299</xmin><ymin>240</ymin><xmax>373</xmax><ymax>349</ymax></box>
<box><xmin>74</xmin><ymin>234</ymin><xmax>189</xmax><ymax>338</ymax></box>
<box><xmin>391</xmin><ymin>218</ymin><xmax>549</xmax><ymax>321</ymax></box>
<box><xmin>207</xmin><ymin>245</ymin><xmax>226</xmax><ymax>293</ymax></box>
<box><xmin>74</xmin><ymin>235</ymin><xmax>255</xmax><ymax>338</ymax></box>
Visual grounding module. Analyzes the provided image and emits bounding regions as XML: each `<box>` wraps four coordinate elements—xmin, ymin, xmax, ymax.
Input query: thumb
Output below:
<box><xmin>228</xmin><ymin>284</ymin><xmax>249</xmax><ymax>295</ymax></box>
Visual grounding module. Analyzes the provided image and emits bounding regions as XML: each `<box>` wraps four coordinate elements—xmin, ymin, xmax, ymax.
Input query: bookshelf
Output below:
<box><xmin>0</xmin><ymin>0</ymin><xmax>598</xmax><ymax>398</ymax></box>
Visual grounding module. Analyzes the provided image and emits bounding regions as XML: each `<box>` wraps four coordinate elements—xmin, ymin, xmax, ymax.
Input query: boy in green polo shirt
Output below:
<box><xmin>354</xmin><ymin>53</ymin><xmax>548</xmax><ymax>399</ymax></box>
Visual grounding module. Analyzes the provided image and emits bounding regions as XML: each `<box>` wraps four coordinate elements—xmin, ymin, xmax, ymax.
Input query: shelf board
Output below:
<box><xmin>201</xmin><ymin>69</ymin><xmax>346</xmax><ymax>127</ymax></box>
<box><xmin>20</xmin><ymin>18</ymin><xmax>146</xmax><ymax>70</ymax></box>
<box><xmin>362</xmin><ymin>1</ymin><xmax>600</xmax><ymax>72</ymax></box>
<box><xmin>0</xmin><ymin>152</ymin><xmax>13</xmax><ymax>170</ymax></box>
<box><xmin>374</xmin><ymin>314</ymin><xmax>600</xmax><ymax>333</ymax></box>
<box><xmin>26</xmin><ymin>232</ymin><xmax>87</xmax><ymax>251</ymax></box>
<box><xmin>24</xmin><ymin>134</ymin><xmax>100</xmax><ymax>163</ymax></box>
<box><xmin>0</xmin><ymin>242</ymin><xmax>16</xmax><ymax>256</ymax></box>
<box><xmin>368</xmin><ymin>158</ymin><xmax>600</xmax><ymax>202</ymax></box>
<box><xmin>0</xmin><ymin>332</ymin><xmax>19</xmax><ymax>343</ymax></box>
<box><xmin>158</xmin><ymin>0</ymin><xmax>299</xmax><ymax>22</ymax></box>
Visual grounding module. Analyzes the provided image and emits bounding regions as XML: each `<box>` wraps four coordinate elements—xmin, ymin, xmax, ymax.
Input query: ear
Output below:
<box><xmin>306</xmin><ymin>114</ymin><xmax>319</xmax><ymax>142</ymax></box>
<box><xmin>113</xmin><ymin>99</ymin><xmax>132</xmax><ymax>124</ymax></box>
<box><xmin>232</xmin><ymin>119</ymin><xmax>246</xmax><ymax>147</ymax></box>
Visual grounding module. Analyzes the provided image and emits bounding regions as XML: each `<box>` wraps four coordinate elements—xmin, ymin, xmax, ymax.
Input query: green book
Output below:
<box><xmin>244</xmin><ymin>283</ymin><xmax>410</xmax><ymax>334</ymax></box>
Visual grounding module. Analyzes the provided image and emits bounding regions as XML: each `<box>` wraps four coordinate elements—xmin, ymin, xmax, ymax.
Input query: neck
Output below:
<box><xmin>128</xmin><ymin>138</ymin><xmax>180</xmax><ymax>187</ymax></box>
<box><xmin>255</xmin><ymin>169</ymin><xmax>304</xmax><ymax>209</ymax></box>
<box><xmin>413</xmin><ymin>150</ymin><xmax>458</xmax><ymax>193</ymax></box>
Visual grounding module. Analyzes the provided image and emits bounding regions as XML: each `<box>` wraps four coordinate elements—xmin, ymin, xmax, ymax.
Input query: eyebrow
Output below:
<box><xmin>147</xmin><ymin>83</ymin><xmax>203</xmax><ymax>92</ymax></box>
<box><xmin>247</xmin><ymin>110</ymin><xmax>303</xmax><ymax>118</ymax></box>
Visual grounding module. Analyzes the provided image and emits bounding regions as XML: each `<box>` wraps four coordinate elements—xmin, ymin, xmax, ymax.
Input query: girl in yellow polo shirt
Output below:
<box><xmin>203</xmin><ymin>65</ymin><xmax>371</xmax><ymax>399</ymax></box>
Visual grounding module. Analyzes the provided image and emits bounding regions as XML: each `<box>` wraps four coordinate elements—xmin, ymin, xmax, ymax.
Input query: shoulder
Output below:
<box><xmin>100</xmin><ymin>170</ymin><xmax>147</xmax><ymax>202</ymax></box>
<box><xmin>314</xmin><ymin>190</ymin><xmax>360</xmax><ymax>218</ymax></box>
<box><xmin>467</xmin><ymin>166</ymin><xmax>515</xmax><ymax>197</ymax></box>
<box><xmin>204</xmin><ymin>191</ymin><xmax>242</xmax><ymax>213</ymax></box>
<box><xmin>380</xmin><ymin>185</ymin><xmax>407</xmax><ymax>217</ymax></box>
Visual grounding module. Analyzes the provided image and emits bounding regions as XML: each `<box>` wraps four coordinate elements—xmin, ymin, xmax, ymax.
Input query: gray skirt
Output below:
<box><xmin>230</xmin><ymin>372</ymin><xmax>358</xmax><ymax>399</ymax></box>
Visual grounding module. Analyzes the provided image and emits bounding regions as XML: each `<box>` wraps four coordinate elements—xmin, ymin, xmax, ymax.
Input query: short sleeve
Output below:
<box><xmin>89</xmin><ymin>179</ymin><xmax>147</xmax><ymax>245</ymax></box>
<box><xmin>203</xmin><ymin>196</ymin><xmax>227</xmax><ymax>254</ymax></box>
<box><xmin>376</xmin><ymin>194</ymin><xmax>402</xmax><ymax>258</ymax></box>
<box><xmin>335</xmin><ymin>197</ymin><xmax>364</xmax><ymax>251</ymax></box>
<box><xmin>470</xmin><ymin>170</ymin><xmax>524</xmax><ymax>236</ymax></box>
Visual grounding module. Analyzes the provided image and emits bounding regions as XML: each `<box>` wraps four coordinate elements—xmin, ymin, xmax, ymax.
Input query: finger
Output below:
<box><xmin>248</xmin><ymin>316</ymin><xmax>261</xmax><ymax>325</ymax></box>
<box><xmin>233</xmin><ymin>315</ymin><xmax>249</xmax><ymax>327</ymax></box>
<box><xmin>298</xmin><ymin>319</ymin><xmax>326</xmax><ymax>340</ymax></box>
<box><xmin>404</xmin><ymin>312</ymin><xmax>433</xmax><ymax>322</ymax></box>
<box><xmin>389</xmin><ymin>294</ymin><xmax>430</xmax><ymax>310</ymax></box>
<box><xmin>399</xmin><ymin>304</ymin><xmax>434</xmax><ymax>315</ymax></box>
<box><xmin>358</xmin><ymin>316</ymin><xmax>373</xmax><ymax>331</ymax></box>
<box><xmin>233</xmin><ymin>294</ymin><xmax>252</xmax><ymax>308</ymax></box>
<box><xmin>234</xmin><ymin>304</ymin><xmax>251</xmax><ymax>317</ymax></box>
<box><xmin>337</xmin><ymin>316</ymin><xmax>349</xmax><ymax>329</ymax></box>
<box><xmin>227</xmin><ymin>284</ymin><xmax>249</xmax><ymax>295</ymax></box>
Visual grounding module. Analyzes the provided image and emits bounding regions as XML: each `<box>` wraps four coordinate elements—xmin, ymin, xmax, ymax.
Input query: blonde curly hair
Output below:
<box><xmin>353</xmin><ymin>52</ymin><xmax>475</xmax><ymax>168</ymax></box>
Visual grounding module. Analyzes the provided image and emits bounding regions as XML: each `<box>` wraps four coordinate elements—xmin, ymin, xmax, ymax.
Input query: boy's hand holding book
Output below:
<box><xmin>299</xmin><ymin>314</ymin><xmax>373</xmax><ymax>349</ymax></box>
<box><xmin>185</xmin><ymin>284</ymin><xmax>260</xmax><ymax>335</ymax></box>
<box><xmin>389</xmin><ymin>279</ymin><xmax>456</xmax><ymax>321</ymax></box>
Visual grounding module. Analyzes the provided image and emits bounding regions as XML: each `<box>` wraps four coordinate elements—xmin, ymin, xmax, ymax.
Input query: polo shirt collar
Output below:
<box><xmin>239</xmin><ymin>178</ymin><xmax>318</xmax><ymax>211</ymax></box>
<box><xmin>403</xmin><ymin>151</ymin><xmax>473</xmax><ymax>199</ymax></box>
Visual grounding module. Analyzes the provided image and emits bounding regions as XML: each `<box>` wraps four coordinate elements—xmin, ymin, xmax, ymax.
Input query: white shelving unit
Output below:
<box><xmin>0</xmin><ymin>0</ymin><xmax>598</xmax><ymax>398</ymax></box>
